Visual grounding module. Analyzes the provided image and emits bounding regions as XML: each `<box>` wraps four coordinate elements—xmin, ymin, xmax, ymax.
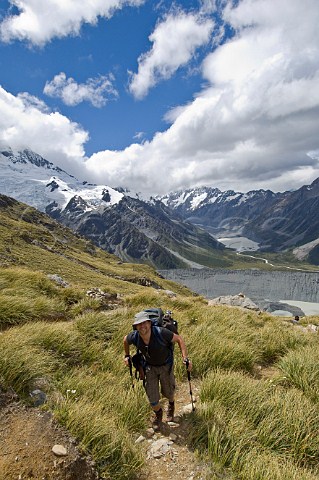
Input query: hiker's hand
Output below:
<box><xmin>124</xmin><ymin>355</ymin><xmax>131</xmax><ymax>367</ymax></box>
<box><xmin>183</xmin><ymin>357</ymin><xmax>192</xmax><ymax>371</ymax></box>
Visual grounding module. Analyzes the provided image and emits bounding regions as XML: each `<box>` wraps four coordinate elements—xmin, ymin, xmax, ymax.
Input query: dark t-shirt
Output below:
<box><xmin>127</xmin><ymin>326</ymin><xmax>174</xmax><ymax>366</ymax></box>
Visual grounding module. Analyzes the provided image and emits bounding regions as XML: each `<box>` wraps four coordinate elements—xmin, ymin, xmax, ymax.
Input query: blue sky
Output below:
<box><xmin>0</xmin><ymin>0</ymin><xmax>319</xmax><ymax>195</ymax></box>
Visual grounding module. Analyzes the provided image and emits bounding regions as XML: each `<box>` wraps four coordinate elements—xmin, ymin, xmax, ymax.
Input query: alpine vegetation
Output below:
<box><xmin>0</xmin><ymin>194</ymin><xmax>319</xmax><ymax>479</ymax></box>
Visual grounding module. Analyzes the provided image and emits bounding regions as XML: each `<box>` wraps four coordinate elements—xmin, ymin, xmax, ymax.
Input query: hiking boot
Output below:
<box><xmin>167</xmin><ymin>401</ymin><xmax>175</xmax><ymax>422</ymax></box>
<box><xmin>152</xmin><ymin>408</ymin><xmax>163</xmax><ymax>429</ymax></box>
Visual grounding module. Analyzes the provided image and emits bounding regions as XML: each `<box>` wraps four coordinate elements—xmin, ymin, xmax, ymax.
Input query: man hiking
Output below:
<box><xmin>123</xmin><ymin>310</ymin><xmax>192</xmax><ymax>428</ymax></box>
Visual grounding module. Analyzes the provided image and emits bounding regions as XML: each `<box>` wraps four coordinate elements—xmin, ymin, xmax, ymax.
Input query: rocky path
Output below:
<box><xmin>0</xmin><ymin>390</ymin><xmax>98</xmax><ymax>480</ymax></box>
<box><xmin>0</xmin><ymin>380</ymin><xmax>212</xmax><ymax>480</ymax></box>
<box><xmin>137</xmin><ymin>379</ymin><xmax>214</xmax><ymax>480</ymax></box>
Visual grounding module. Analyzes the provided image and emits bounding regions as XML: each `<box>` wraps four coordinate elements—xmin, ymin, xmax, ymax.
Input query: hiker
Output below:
<box><xmin>123</xmin><ymin>310</ymin><xmax>192</xmax><ymax>427</ymax></box>
<box><xmin>292</xmin><ymin>315</ymin><xmax>300</xmax><ymax>324</ymax></box>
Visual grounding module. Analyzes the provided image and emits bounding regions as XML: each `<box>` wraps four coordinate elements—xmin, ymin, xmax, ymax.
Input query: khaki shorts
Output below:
<box><xmin>144</xmin><ymin>364</ymin><xmax>175</xmax><ymax>406</ymax></box>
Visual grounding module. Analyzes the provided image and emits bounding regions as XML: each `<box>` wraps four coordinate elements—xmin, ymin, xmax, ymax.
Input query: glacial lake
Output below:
<box><xmin>158</xmin><ymin>269</ymin><xmax>319</xmax><ymax>316</ymax></box>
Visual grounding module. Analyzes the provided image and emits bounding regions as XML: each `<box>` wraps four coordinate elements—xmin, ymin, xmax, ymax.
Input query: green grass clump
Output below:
<box><xmin>277</xmin><ymin>344</ymin><xmax>319</xmax><ymax>402</ymax></box>
<box><xmin>0</xmin><ymin>294</ymin><xmax>66</xmax><ymax>328</ymax></box>
<box><xmin>189</xmin><ymin>369</ymin><xmax>319</xmax><ymax>479</ymax></box>
<box><xmin>179</xmin><ymin>307</ymin><xmax>309</xmax><ymax>377</ymax></box>
<box><xmin>55</xmin><ymin>396</ymin><xmax>144</xmax><ymax>479</ymax></box>
<box><xmin>0</xmin><ymin>330</ymin><xmax>54</xmax><ymax>395</ymax></box>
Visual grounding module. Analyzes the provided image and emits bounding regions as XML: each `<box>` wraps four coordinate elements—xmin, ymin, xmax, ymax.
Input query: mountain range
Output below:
<box><xmin>0</xmin><ymin>147</ymin><xmax>227</xmax><ymax>269</ymax></box>
<box><xmin>160</xmin><ymin>182</ymin><xmax>319</xmax><ymax>264</ymax></box>
<box><xmin>1</xmin><ymin>147</ymin><xmax>318</xmax><ymax>267</ymax></box>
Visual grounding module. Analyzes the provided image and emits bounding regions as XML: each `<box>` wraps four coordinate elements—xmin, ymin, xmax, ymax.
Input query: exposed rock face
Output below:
<box><xmin>208</xmin><ymin>293</ymin><xmax>260</xmax><ymax>311</ymax></box>
<box><xmin>0</xmin><ymin>148</ymin><xmax>226</xmax><ymax>269</ymax></box>
<box><xmin>159</xmin><ymin>268</ymin><xmax>319</xmax><ymax>311</ymax></box>
<box><xmin>54</xmin><ymin>196</ymin><xmax>225</xmax><ymax>269</ymax></box>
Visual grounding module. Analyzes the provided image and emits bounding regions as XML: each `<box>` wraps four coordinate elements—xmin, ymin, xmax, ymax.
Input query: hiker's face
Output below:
<box><xmin>136</xmin><ymin>320</ymin><xmax>151</xmax><ymax>334</ymax></box>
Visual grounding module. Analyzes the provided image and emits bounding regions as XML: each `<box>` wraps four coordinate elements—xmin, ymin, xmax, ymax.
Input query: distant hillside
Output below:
<box><xmin>0</xmin><ymin>193</ymin><xmax>190</xmax><ymax>295</ymax></box>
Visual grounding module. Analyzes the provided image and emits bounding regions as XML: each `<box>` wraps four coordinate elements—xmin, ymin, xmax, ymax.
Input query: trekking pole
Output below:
<box><xmin>185</xmin><ymin>359</ymin><xmax>195</xmax><ymax>412</ymax></box>
<box><xmin>127</xmin><ymin>356</ymin><xmax>134</xmax><ymax>389</ymax></box>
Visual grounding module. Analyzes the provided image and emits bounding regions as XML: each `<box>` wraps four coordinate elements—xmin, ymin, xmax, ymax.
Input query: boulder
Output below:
<box><xmin>208</xmin><ymin>293</ymin><xmax>260</xmax><ymax>311</ymax></box>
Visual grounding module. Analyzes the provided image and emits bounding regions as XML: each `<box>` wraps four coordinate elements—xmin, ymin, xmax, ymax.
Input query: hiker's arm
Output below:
<box><xmin>123</xmin><ymin>335</ymin><xmax>131</xmax><ymax>367</ymax></box>
<box><xmin>172</xmin><ymin>334</ymin><xmax>192</xmax><ymax>371</ymax></box>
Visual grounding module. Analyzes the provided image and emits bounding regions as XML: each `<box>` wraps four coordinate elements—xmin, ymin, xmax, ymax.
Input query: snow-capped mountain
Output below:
<box><xmin>2</xmin><ymin>146</ymin><xmax>318</xmax><ymax>266</ymax></box>
<box><xmin>159</xmin><ymin>181</ymin><xmax>319</xmax><ymax>264</ymax></box>
<box><xmin>0</xmin><ymin>147</ymin><xmax>123</xmax><ymax>213</ymax></box>
<box><xmin>159</xmin><ymin>186</ymin><xmax>281</xmax><ymax>242</ymax></box>
<box><xmin>0</xmin><ymin>147</ymin><xmax>225</xmax><ymax>269</ymax></box>
<box><xmin>160</xmin><ymin>186</ymin><xmax>278</xmax><ymax>218</ymax></box>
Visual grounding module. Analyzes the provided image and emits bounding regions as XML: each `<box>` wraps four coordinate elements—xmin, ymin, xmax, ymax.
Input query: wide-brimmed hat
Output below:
<box><xmin>132</xmin><ymin>311</ymin><xmax>152</xmax><ymax>326</ymax></box>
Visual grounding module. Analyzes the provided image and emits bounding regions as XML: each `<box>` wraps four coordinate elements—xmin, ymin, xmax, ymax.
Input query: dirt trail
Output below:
<box><xmin>0</xmin><ymin>380</ymin><xmax>213</xmax><ymax>480</ymax></box>
<box><xmin>138</xmin><ymin>379</ymin><xmax>214</xmax><ymax>480</ymax></box>
<box><xmin>0</xmin><ymin>390</ymin><xmax>98</xmax><ymax>480</ymax></box>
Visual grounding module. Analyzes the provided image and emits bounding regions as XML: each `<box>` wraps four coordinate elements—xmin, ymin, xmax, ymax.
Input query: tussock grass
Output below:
<box><xmin>179</xmin><ymin>307</ymin><xmax>309</xmax><ymax>378</ymax></box>
<box><xmin>190</xmin><ymin>369</ymin><xmax>319</xmax><ymax>479</ymax></box>
<box><xmin>1</xmin><ymin>200</ymin><xmax>319</xmax><ymax>479</ymax></box>
<box><xmin>0</xmin><ymin>330</ymin><xmax>54</xmax><ymax>395</ymax></box>
<box><xmin>0</xmin><ymin>295</ymin><xmax>66</xmax><ymax>328</ymax></box>
<box><xmin>0</xmin><ymin>267</ymin><xmax>81</xmax><ymax>329</ymax></box>
<box><xmin>75</xmin><ymin>311</ymin><xmax>119</xmax><ymax>343</ymax></box>
<box><xmin>55</xmin><ymin>397</ymin><xmax>144</xmax><ymax>479</ymax></box>
<box><xmin>186</xmin><ymin>323</ymin><xmax>257</xmax><ymax>374</ymax></box>
<box><xmin>277</xmin><ymin>344</ymin><xmax>319</xmax><ymax>402</ymax></box>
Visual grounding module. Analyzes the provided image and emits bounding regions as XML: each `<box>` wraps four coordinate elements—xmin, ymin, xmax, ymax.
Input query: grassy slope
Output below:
<box><xmin>1</xmin><ymin>195</ymin><xmax>319</xmax><ymax>479</ymax></box>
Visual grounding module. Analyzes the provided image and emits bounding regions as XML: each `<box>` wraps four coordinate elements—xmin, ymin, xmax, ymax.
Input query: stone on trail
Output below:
<box><xmin>182</xmin><ymin>404</ymin><xmax>194</xmax><ymax>414</ymax></box>
<box><xmin>167</xmin><ymin>421</ymin><xmax>179</xmax><ymax>427</ymax></box>
<box><xmin>146</xmin><ymin>427</ymin><xmax>155</xmax><ymax>437</ymax></box>
<box><xmin>52</xmin><ymin>444</ymin><xmax>67</xmax><ymax>456</ymax></box>
<box><xmin>148</xmin><ymin>438</ymin><xmax>173</xmax><ymax>459</ymax></box>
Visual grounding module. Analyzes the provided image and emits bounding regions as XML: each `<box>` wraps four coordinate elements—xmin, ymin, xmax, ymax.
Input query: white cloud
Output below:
<box><xmin>129</xmin><ymin>11</ymin><xmax>214</xmax><ymax>99</ymax></box>
<box><xmin>44</xmin><ymin>72</ymin><xmax>118</xmax><ymax>107</ymax></box>
<box><xmin>0</xmin><ymin>86</ymin><xmax>88</xmax><ymax>175</ymax></box>
<box><xmin>1</xmin><ymin>0</ymin><xmax>319</xmax><ymax>197</ymax></box>
<box><xmin>0</xmin><ymin>0</ymin><xmax>145</xmax><ymax>45</ymax></box>
<box><xmin>86</xmin><ymin>0</ymin><xmax>319</xmax><ymax>194</ymax></box>
<box><xmin>133</xmin><ymin>131</ymin><xmax>145</xmax><ymax>141</ymax></box>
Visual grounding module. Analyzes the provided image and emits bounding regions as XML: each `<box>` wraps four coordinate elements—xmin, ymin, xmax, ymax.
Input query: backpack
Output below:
<box><xmin>143</xmin><ymin>308</ymin><xmax>178</xmax><ymax>334</ymax></box>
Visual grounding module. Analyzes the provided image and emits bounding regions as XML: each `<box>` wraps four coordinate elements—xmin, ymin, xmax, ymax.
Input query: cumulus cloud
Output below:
<box><xmin>1</xmin><ymin>0</ymin><xmax>319</xmax><ymax>196</ymax></box>
<box><xmin>0</xmin><ymin>0</ymin><xmax>145</xmax><ymax>45</ymax></box>
<box><xmin>86</xmin><ymin>0</ymin><xmax>319</xmax><ymax>194</ymax></box>
<box><xmin>0</xmin><ymin>86</ymin><xmax>88</xmax><ymax>175</ymax></box>
<box><xmin>44</xmin><ymin>72</ymin><xmax>118</xmax><ymax>107</ymax></box>
<box><xmin>129</xmin><ymin>11</ymin><xmax>214</xmax><ymax>99</ymax></box>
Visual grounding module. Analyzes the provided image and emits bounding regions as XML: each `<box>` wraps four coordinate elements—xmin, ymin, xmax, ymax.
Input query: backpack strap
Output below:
<box><xmin>130</xmin><ymin>331</ymin><xmax>146</xmax><ymax>386</ymax></box>
<box><xmin>152</xmin><ymin>326</ymin><xmax>167</xmax><ymax>347</ymax></box>
<box><xmin>130</xmin><ymin>330</ymin><xmax>140</xmax><ymax>348</ymax></box>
